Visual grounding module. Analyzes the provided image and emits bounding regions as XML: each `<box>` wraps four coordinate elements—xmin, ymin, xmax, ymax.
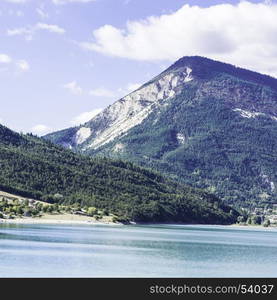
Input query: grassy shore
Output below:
<box><xmin>229</xmin><ymin>223</ymin><xmax>276</xmax><ymax>229</ymax></box>
<box><xmin>0</xmin><ymin>190</ymin><xmax>123</xmax><ymax>225</ymax></box>
<box><xmin>0</xmin><ymin>213</ymin><xmax>121</xmax><ymax>225</ymax></box>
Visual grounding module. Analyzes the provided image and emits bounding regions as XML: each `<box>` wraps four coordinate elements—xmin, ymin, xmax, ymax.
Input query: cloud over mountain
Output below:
<box><xmin>81</xmin><ymin>1</ymin><xmax>277</xmax><ymax>77</ymax></box>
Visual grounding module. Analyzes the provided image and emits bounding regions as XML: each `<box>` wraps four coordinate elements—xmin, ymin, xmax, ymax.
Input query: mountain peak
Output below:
<box><xmin>169</xmin><ymin>55</ymin><xmax>212</xmax><ymax>67</ymax></box>
<box><xmin>166</xmin><ymin>56</ymin><xmax>225</xmax><ymax>73</ymax></box>
<box><xmin>165</xmin><ymin>56</ymin><xmax>277</xmax><ymax>90</ymax></box>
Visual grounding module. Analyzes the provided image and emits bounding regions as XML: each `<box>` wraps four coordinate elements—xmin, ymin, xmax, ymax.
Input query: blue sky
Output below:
<box><xmin>0</xmin><ymin>0</ymin><xmax>276</xmax><ymax>135</ymax></box>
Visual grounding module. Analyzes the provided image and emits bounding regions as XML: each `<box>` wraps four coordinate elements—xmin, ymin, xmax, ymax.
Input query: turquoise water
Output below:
<box><xmin>0</xmin><ymin>223</ymin><xmax>276</xmax><ymax>277</ymax></box>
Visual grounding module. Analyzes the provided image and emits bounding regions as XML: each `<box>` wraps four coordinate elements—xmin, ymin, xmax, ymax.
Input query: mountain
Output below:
<box><xmin>45</xmin><ymin>56</ymin><xmax>277</xmax><ymax>209</ymax></box>
<box><xmin>0</xmin><ymin>123</ymin><xmax>237</xmax><ymax>224</ymax></box>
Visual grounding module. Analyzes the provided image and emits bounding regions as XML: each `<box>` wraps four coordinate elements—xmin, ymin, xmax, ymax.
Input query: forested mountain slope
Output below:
<box><xmin>0</xmin><ymin>124</ymin><xmax>237</xmax><ymax>224</ymax></box>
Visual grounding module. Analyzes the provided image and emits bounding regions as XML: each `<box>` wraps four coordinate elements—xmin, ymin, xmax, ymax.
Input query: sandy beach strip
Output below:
<box><xmin>0</xmin><ymin>213</ymin><xmax>122</xmax><ymax>226</ymax></box>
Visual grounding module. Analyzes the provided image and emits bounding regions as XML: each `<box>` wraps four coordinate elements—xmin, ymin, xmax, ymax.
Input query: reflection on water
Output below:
<box><xmin>0</xmin><ymin>223</ymin><xmax>276</xmax><ymax>277</ymax></box>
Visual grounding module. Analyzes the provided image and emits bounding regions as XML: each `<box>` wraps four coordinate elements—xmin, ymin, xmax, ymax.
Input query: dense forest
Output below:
<box><xmin>0</xmin><ymin>124</ymin><xmax>238</xmax><ymax>224</ymax></box>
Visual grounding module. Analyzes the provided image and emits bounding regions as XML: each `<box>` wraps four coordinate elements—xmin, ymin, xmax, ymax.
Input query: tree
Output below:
<box><xmin>103</xmin><ymin>208</ymin><xmax>109</xmax><ymax>216</ymax></box>
<box><xmin>251</xmin><ymin>215</ymin><xmax>262</xmax><ymax>225</ymax></box>
<box><xmin>16</xmin><ymin>206</ymin><xmax>23</xmax><ymax>215</ymax></box>
<box><xmin>42</xmin><ymin>205</ymin><xmax>49</xmax><ymax>213</ymax></box>
<box><xmin>23</xmin><ymin>208</ymin><xmax>32</xmax><ymax>217</ymax></box>
<box><xmin>237</xmin><ymin>215</ymin><xmax>245</xmax><ymax>223</ymax></box>
<box><xmin>53</xmin><ymin>203</ymin><xmax>59</xmax><ymax>212</ymax></box>
<box><xmin>87</xmin><ymin>207</ymin><xmax>97</xmax><ymax>216</ymax></box>
<box><xmin>36</xmin><ymin>202</ymin><xmax>43</xmax><ymax>211</ymax></box>
<box><xmin>46</xmin><ymin>205</ymin><xmax>54</xmax><ymax>213</ymax></box>
<box><xmin>263</xmin><ymin>219</ymin><xmax>270</xmax><ymax>227</ymax></box>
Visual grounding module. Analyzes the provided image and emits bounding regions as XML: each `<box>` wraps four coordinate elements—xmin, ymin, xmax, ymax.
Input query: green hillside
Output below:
<box><xmin>0</xmin><ymin>124</ymin><xmax>237</xmax><ymax>224</ymax></box>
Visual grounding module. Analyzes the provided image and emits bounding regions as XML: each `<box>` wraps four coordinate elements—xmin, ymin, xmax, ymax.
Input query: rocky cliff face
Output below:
<box><xmin>46</xmin><ymin>65</ymin><xmax>195</xmax><ymax>150</ymax></box>
<box><xmin>86</xmin><ymin>67</ymin><xmax>194</xmax><ymax>149</ymax></box>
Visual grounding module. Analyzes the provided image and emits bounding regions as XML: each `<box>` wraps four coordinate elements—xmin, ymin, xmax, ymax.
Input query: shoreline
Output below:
<box><xmin>1</xmin><ymin>216</ymin><xmax>276</xmax><ymax>229</ymax></box>
<box><xmin>0</xmin><ymin>219</ymin><xmax>120</xmax><ymax>226</ymax></box>
<box><xmin>135</xmin><ymin>222</ymin><xmax>276</xmax><ymax>229</ymax></box>
<box><xmin>0</xmin><ymin>213</ymin><xmax>122</xmax><ymax>226</ymax></box>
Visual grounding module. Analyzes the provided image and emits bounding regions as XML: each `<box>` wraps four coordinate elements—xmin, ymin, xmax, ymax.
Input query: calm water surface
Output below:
<box><xmin>0</xmin><ymin>223</ymin><xmax>276</xmax><ymax>277</ymax></box>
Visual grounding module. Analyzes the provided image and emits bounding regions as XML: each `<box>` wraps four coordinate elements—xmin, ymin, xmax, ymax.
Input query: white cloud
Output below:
<box><xmin>52</xmin><ymin>0</ymin><xmax>96</xmax><ymax>4</ymax></box>
<box><xmin>36</xmin><ymin>23</ymin><xmax>65</xmax><ymax>34</ymax></box>
<box><xmin>71</xmin><ymin>108</ymin><xmax>103</xmax><ymax>125</ymax></box>
<box><xmin>80</xmin><ymin>1</ymin><xmax>277</xmax><ymax>77</ymax></box>
<box><xmin>89</xmin><ymin>82</ymin><xmax>142</xmax><ymax>100</ymax></box>
<box><xmin>36</xmin><ymin>7</ymin><xmax>49</xmax><ymax>19</ymax></box>
<box><xmin>89</xmin><ymin>87</ymin><xmax>115</xmax><ymax>98</ymax></box>
<box><xmin>16</xmin><ymin>59</ymin><xmax>30</xmax><ymax>71</ymax></box>
<box><xmin>63</xmin><ymin>81</ymin><xmax>83</xmax><ymax>95</ymax></box>
<box><xmin>62</xmin><ymin>82</ymin><xmax>137</xmax><ymax>99</ymax></box>
<box><xmin>0</xmin><ymin>54</ymin><xmax>12</xmax><ymax>64</ymax></box>
<box><xmin>0</xmin><ymin>54</ymin><xmax>29</xmax><ymax>72</ymax></box>
<box><xmin>7</xmin><ymin>22</ymin><xmax>65</xmax><ymax>40</ymax></box>
<box><xmin>7</xmin><ymin>27</ymin><xmax>33</xmax><ymax>40</ymax></box>
<box><xmin>30</xmin><ymin>124</ymin><xmax>52</xmax><ymax>136</ymax></box>
<box><xmin>64</xmin><ymin>81</ymin><xmax>140</xmax><ymax>99</ymax></box>
<box><xmin>117</xmin><ymin>82</ymin><xmax>142</xmax><ymax>97</ymax></box>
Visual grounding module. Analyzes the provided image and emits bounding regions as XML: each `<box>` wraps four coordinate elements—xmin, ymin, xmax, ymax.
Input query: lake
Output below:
<box><xmin>0</xmin><ymin>223</ymin><xmax>276</xmax><ymax>277</ymax></box>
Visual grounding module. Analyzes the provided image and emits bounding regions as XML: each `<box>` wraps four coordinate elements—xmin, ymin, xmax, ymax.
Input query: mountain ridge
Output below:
<box><xmin>165</xmin><ymin>56</ymin><xmax>277</xmax><ymax>90</ymax></box>
<box><xmin>44</xmin><ymin>56</ymin><xmax>277</xmax><ymax>208</ymax></box>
